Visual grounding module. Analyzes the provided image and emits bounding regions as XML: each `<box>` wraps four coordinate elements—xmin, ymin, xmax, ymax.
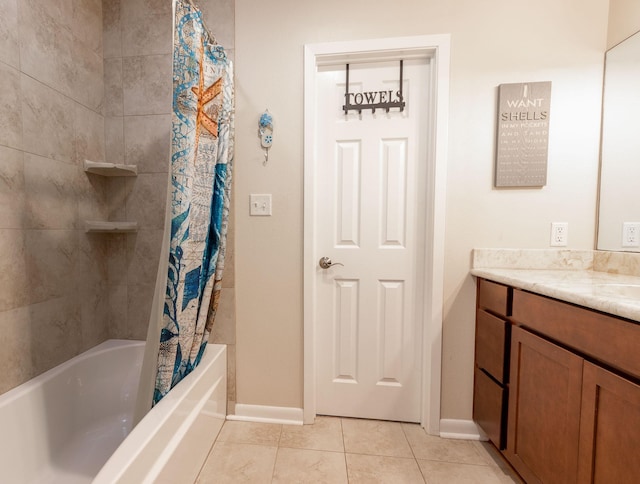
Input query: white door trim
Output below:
<box><xmin>303</xmin><ymin>35</ymin><xmax>450</xmax><ymax>434</ymax></box>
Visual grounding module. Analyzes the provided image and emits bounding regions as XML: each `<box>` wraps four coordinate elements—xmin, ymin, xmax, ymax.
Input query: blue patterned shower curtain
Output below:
<box><xmin>153</xmin><ymin>0</ymin><xmax>234</xmax><ymax>405</ymax></box>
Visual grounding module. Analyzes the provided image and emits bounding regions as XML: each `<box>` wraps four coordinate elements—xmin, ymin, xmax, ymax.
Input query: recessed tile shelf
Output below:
<box><xmin>85</xmin><ymin>221</ymin><xmax>138</xmax><ymax>233</ymax></box>
<box><xmin>83</xmin><ymin>160</ymin><xmax>138</xmax><ymax>177</ymax></box>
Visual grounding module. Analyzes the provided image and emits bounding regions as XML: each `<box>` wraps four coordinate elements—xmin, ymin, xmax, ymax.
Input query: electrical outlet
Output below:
<box><xmin>550</xmin><ymin>222</ymin><xmax>568</xmax><ymax>247</ymax></box>
<box><xmin>622</xmin><ymin>222</ymin><xmax>640</xmax><ymax>247</ymax></box>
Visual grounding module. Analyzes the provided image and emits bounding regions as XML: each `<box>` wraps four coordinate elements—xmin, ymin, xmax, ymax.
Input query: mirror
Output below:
<box><xmin>597</xmin><ymin>31</ymin><xmax>640</xmax><ymax>252</ymax></box>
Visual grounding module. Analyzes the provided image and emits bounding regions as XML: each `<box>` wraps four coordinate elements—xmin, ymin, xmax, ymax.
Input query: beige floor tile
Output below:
<box><xmin>346</xmin><ymin>453</ymin><xmax>425</xmax><ymax>483</ymax></box>
<box><xmin>271</xmin><ymin>447</ymin><xmax>348</xmax><ymax>483</ymax></box>
<box><xmin>403</xmin><ymin>424</ymin><xmax>486</xmax><ymax>465</ymax></box>
<box><xmin>418</xmin><ymin>460</ymin><xmax>505</xmax><ymax>484</ymax></box>
<box><xmin>196</xmin><ymin>442</ymin><xmax>277</xmax><ymax>484</ymax></box>
<box><xmin>280</xmin><ymin>416</ymin><xmax>344</xmax><ymax>452</ymax></box>
<box><xmin>472</xmin><ymin>442</ymin><xmax>524</xmax><ymax>482</ymax></box>
<box><xmin>216</xmin><ymin>420</ymin><xmax>282</xmax><ymax>446</ymax></box>
<box><xmin>342</xmin><ymin>418</ymin><xmax>413</xmax><ymax>458</ymax></box>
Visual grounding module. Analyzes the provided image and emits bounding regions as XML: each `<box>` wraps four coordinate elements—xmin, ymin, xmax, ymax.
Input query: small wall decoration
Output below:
<box><xmin>495</xmin><ymin>81</ymin><xmax>551</xmax><ymax>187</ymax></box>
<box><xmin>258</xmin><ymin>109</ymin><xmax>273</xmax><ymax>164</ymax></box>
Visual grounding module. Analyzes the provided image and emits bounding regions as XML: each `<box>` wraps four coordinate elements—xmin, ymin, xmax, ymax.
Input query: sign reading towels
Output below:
<box><xmin>342</xmin><ymin>61</ymin><xmax>406</xmax><ymax>114</ymax></box>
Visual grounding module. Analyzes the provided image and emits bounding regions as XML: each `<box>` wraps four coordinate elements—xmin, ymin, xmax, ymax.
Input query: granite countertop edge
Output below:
<box><xmin>470</xmin><ymin>267</ymin><xmax>640</xmax><ymax>323</ymax></box>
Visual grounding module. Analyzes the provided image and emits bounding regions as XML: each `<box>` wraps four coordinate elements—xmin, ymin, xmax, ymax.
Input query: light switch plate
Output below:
<box><xmin>250</xmin><ymin>194</ymin><xmax>272</xmax><ymax>216</ymax></box>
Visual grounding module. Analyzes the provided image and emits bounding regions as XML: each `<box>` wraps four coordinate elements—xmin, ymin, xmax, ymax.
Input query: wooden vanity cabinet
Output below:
<box><xmin>474</xmin><ymin>278</ymin><xmax>640</xmax><ymax>483</ymax></box>
<box><xmin>505</xmin><ymin>326</ymin><xmax>582</xmax><ymax>484</ymax></box>
<box><xmin>578</xmin><ymin>362</ymin><xmax>640</xmax><ymax>483</ymax></box>
<box><xmin>473</xmin><ymin>279</ymin><xmax>511</xmax><ymax>449</ymax></box>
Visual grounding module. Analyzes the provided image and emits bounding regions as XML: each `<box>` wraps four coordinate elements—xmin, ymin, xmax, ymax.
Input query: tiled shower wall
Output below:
<box><xmin>0</xmin><ymin>0</ymin><xmax>108</xmax><ymax>394</ymax></box>
<box><xmin>102</xmin><ymin>0</ymin><xmax>237</xmax><ymax>407</ymax></box>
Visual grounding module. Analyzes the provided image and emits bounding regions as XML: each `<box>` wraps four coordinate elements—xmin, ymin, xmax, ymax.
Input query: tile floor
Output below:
<box><xmin>193</xmin><ymin>417</ymin><xmax>523</xmax><ymax>483</ymax></box>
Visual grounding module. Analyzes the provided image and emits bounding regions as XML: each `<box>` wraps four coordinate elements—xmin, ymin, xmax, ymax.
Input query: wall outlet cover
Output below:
<box><xmin>550</xmin><ymin>222</ymin><xmax>568</xmax><ymax>247</ymax></box>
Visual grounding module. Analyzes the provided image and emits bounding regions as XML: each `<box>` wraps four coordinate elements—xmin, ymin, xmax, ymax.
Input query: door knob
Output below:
<box><xmin>319</xmin><ymin>256</ymin><xmax>344</xmax><ymax>269</ymax></box>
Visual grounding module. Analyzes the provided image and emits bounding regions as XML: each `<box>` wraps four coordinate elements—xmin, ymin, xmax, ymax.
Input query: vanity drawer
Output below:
<box><xmin>473</xmin><ymin>367</ymin><xmax>507</xmax><ymax>450</ymax></box>
<box><xmin>478</xmin><ymin>279</ymin><xmax>511</xmax><ymax>317</ymax></box>
<box><xmin>512</xmin><ymin>289</ymin><xmax>640</xmax><ymax>379</ymax></box>
<box><xmin>475</xmin><ymin>309</ymin><xmax>509</xmax><ymax>383</ymax></box>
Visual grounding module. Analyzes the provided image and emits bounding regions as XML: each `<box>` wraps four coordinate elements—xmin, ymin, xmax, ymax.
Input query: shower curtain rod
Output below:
<box><xmin>182</xmin><ymin>0</ymin><xmax>218</xmax><ymax>45</ymax></box>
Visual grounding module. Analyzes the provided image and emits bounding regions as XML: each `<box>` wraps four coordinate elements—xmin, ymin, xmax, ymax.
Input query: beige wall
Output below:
<box><xmin>234</xmin><ymin>0</ymin><xmax>610</xmax><ymax>420</ymax></box>
<box><xmin>608</xmin><ymin>0</ymin><xmax>640</xmax><ymax>48</ymax></box>
<box><xmin>0</xmin><ymin>0</ymin><xmax>107</xmax><ymax>395</ymax></box>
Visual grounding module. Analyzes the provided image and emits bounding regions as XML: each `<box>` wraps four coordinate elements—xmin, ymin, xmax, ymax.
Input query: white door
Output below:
<box><xmin>314</xmin><ymin>59</ymin><xmax>429</xmax><ymax>422</ymax></box>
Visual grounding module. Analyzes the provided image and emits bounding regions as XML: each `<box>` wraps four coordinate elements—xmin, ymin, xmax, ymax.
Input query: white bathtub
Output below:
<box><xmin>0</xmin><ymin>339</ymin><xmax>227</xmax><ymax>484</ymax></box>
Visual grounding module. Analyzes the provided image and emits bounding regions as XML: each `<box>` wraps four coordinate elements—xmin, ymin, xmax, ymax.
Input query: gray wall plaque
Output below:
<box><xmin>495</xmin><ymin>81</ymin><xmax>551</xmax><ymax>187</ymax></box>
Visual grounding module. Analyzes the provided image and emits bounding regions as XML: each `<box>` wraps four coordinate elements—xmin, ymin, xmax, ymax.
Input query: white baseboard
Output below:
<box><xmin>439</xmin><ymin>419</ymin><xmax>487</xmax><ymax>440</ymax></box>
<box><xmin>227</xmin><ymin>404</ymin><xmax>304</xmax><ymax>426</ymax></box>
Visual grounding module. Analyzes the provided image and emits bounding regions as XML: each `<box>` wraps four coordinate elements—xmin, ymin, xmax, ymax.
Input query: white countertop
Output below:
<box><xmin>471</xmin><ymin>249</ymin><xmax>640</xmax><ymax>323</ymax></box>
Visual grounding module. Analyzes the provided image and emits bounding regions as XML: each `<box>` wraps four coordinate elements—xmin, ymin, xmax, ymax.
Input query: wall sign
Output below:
<box><xmin>495</xmin><ymin>81</ymin><xmax>551</xmax><ymax>187</ymax></box>
<box><xmin>343</xmin><ymin>61</ymin><xmax>406</xmax><ymax>114</ymax></box>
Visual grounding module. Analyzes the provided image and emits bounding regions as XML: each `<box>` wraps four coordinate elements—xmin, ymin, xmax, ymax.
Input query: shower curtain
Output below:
<box><xmin>153</xmin><ymin>0</ymin><xmax>234</xmax><ymax>405</ymax></box>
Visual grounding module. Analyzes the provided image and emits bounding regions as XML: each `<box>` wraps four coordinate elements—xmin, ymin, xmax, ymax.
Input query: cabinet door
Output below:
<box><xmin>506</xmin><ymin>327</ymin><xmax>583</xmax><ymax>484</ymax></box>
<box><xmin>578</xmin><ymin>362</ymin><xmax>640</xmax><ymax>483</ymax></box>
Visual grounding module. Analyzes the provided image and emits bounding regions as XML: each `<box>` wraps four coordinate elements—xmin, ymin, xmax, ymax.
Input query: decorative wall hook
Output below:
<box><xmin>259</xmin><ymin>109</ymin><xmax>273</xmax><ymax>165</ymax></box>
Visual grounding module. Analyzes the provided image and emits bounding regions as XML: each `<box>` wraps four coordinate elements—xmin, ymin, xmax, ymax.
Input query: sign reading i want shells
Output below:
<box><xmin>495</xmin><ymin>81</ymin><xmax>551</xmax><ymax>187</ymax></box>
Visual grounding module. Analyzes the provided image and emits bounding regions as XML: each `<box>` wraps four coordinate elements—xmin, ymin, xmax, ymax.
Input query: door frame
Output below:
<box><xmin>303</xmin><ymin>35</ymin><xmax>450</xmax><ymax>434</ymax></box>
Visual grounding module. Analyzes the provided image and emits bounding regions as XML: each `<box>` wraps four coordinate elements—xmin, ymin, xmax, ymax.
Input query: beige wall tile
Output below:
<box><xmin>24</xmin><ymin>229</ymin><xmax>78</xmax><ymax>305</ymax></box>
<box><xmin>225</xmin><ymin>343</ymin><xmax>236</xmax><ymax>402</ymax></box>
<box><xmin>0</xmin><ymin>305</ymin><xmax>34</xmax><ymax>394</ymax></box>
<box><xmin>105</xmin><ymin>115</ymin><xmax>125</xmax><ymax>163</ymax></box>
<box><xmin>210</xmin><ymin>288</ymin><xmax>235</xmax><ymax>344</ymax></box>
<box><xmin>0</xmin><ymin>0</ymin><xmax>20</xmax><ymax>68</ymax></box>
<box><xmin>197</xmin><ymin>441</ymin><xmax>277</xmax><ymax>484</ymax></box>
<box><xmin>199</xmin><ymin>0</ymin><xmax>235</xmax><ymax>50</ymax></box>
<box><xmin>125</xmin><ymin>173</ymin><xmax>168</xmax><ymax>229</ymax></box>
<box><xmin>126</xmin><ymin>282</ymin><xmax>154</xmax><ymax>339</ymax></box>
<box><xmin>102</xmin><ymin>0</ymin><xmax>121</xmax><ymax>58</ymax></box>
<box><xmin>18</xmin><ymin>1</ymin><xmax>76</xmax><ymax>97</ymax></box>
<box><xmin>21</xmin><ymin>74</ymin><xmax>75</xmax><ymax>163</ymax></box>
<box><xmin>104</xmin><ymin>58</ymin><xmax>123</xmax><ymax>116</ymax></box>
<box><xmin>123</xmin><ymin>114</ymin><xmax>171</xmax><ymax>172</ymax></box>
<box><xmin>23</xmin><ymin>154</ymin><xmax>78</xmax><ymax>230</ymax></box>
<box><xmin>106</xmin><ymin>233</ymin><xmax>127</xmax><ymax>284</ymax></box>
<box><xmin>0</xmin><ymin>229</ymin><xmax>29</xmax><ymax>311</ymax></box>
<box><xmin>72</xmin><ymin>0</ymin><xmax>103</xmax><ymax>53</ymax></box>
<box><xmin>0</xmin><ymin>62</ymin><xmax>22</xmax><ymax>150</ymax></box>
<box><xmin>107</xmin><ymin>177</ymin><xmax>127</xmax><ymax>220</ymax></box>
<box><xmin>74</xmin><ymin>102</ymin><xmax>106</xmax><ymax>164</ymax></box>
<box><xmin>30</xmin><ymin>295</ymin><xmax>82</xmax><ymax>375</ymax></box>
<box><xmin>77</xmin><ymin>167</ymin><xmax>109</xmax><ymax>223</ymax></box>
<box><xmin>126</xmin><ymin>229</ymin><xmax>163</xmax><ymax>285</ymax></box>
<box><xmin>79</xmin><ymin>280</ymin><xmax>109</xmax><ymax>350</ymax></box>
<box><xmin>21</xmin><ymin>0</ymin><xmax>73</xmax><ymax>31</ymax></box>
<box><xmin>0</xmin><ymin>146</ymin><xmax>25</xmax><ymax>229</ymax></box>
<box><xmin>122</xmin><ymin>13</ymin><xmax>172</xmax><ymax>57</ymax></box>
<box><xmin>107</xmin><ymin>283</ymin><xmax>127</xmax><ymax>338</ymax></box>
<box><xmin>122</xmin><ymin>55</ymin><xmax>172</xmax><ymax>116</ymax></box>
<box><xmin>120</xmin><ymin>0</ymin><xmax>170</xmax><ymax>19</ymax></box>
<box><xmin>69</xmin><ymin>40</ymin><xmax>104</xmax><ymax>111</ymax></box>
